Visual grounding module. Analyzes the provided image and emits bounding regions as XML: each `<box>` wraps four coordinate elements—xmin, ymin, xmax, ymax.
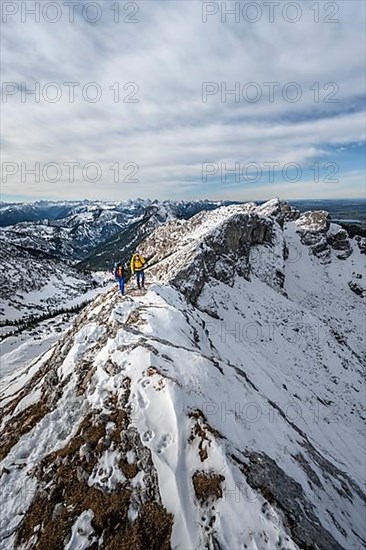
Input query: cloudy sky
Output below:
<box><xmin>1</xmin><ymin>0</ymin><xmax>365</xmax><ymax>202</ymax></box>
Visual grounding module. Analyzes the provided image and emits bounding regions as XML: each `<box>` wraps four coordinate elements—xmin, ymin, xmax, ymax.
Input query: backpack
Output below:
<box><xmin>115</xmin><ymin>265</ymin><xmax>124</xmax><ymax>278</ymax></box>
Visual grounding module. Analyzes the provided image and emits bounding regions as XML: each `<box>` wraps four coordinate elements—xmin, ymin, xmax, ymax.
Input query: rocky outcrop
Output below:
<box><xmin>296</xmin><ymin>210</ymin><xmax>330</xmax><ymax>233</ymax></box>
<box><xmin>327</xmin><ymin>227</ymin><xmax>353</xmax><ymax>259</ymax></box>
<box><xmin>348</xmin><ymin>273</ymin><xmax>365</xmax><ymax>297</ymax></box>
<box><xmin>294</xmin><ymin>211</ymin><xmax>331</xmax><ymax>260</ymax></box>
<box><xmin>348</xmin><ymin>280</ymin><xmax>365</xmax><ymax>297</ymax></box>
<box><xmin>338</xmin><ymin>222</ymin><xmax>366</xmax><ymax>239</ymax></box>
<box><xmin>172</xmin><ymin>214</ymin><xmax>273</xmax><ymax>304</ymax></box>
<box><xmin>255</xmin><ymin>198</ymin><xmax>300</xmax><ymax>226</ymax></box>
<box><xmin>295</xmin><ymin>213</ymin><xmax>356</xmax><ymax>261</ymax></box>
<box><xmin>141</xmin><ymin>208</ymin><xmax>274</xmax><ymax>305</ymax></box>
<box><xmin>355</xmin><ymin>235</ymin><xmax>366</xmax><ymax>255</ymax></box>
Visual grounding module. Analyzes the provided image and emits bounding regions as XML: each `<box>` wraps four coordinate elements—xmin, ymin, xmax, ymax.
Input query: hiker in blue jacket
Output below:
<box><xmin>114</xmin><ymin>262</ymin><xmax>125</xmax><ymax>295</ymax></box>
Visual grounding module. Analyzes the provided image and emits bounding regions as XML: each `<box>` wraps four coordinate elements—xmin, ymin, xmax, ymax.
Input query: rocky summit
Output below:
<box><xmin>0</xmin><ymin>199</ymin><xmax>365</xmax><ymax>550</ymax></box>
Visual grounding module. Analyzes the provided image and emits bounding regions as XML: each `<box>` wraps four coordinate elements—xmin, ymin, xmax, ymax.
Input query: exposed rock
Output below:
<box><xmin>338</xmin><ymin>222</ymin><xmax>366</xmax><ymax>239</ymax></box>
<box><xmin>142</xmin><ymin>208</ymin><xmax>273</xmax><ymax>304</ymax></box>
<box><xmin>171</xmin><ymin>214</ymin><xmax>272</xmax><ymax>303</ymax></box>
<box><xmin>295</xmin><ymin>216</ymin><xmax>356</xmax><ymax>262</ymax></box>
<box><xmin>192</xmin><ymin>471</ymin><xmax>225</xmax><ymax>503</ymax></box>
<box><xmin>296</xmin><ymin>210</ymin><xmax>331</xmax><ymax>233</ymax></box>
<box><xmin>294</xmin><ymin>212</ymin><xmax>332</xmax><ymax>260</ymax></box>
<box><xmin>255</xmin><ymin>198</ymin><xmax>300</xmax><ymax>226</ymax></box>
<box><xmin>348</xmin><ymin>279</ymin><xmax>365</xmax><ymax>298</ymax></box>
<box><xmin>327</xmin><ymin>227</ymin><xmax>353</xmax><ymax>259</ymax></box>
<box><xmin>355</xmin><ymin>235</ymin><xmax>366</xmax><ymax>255</ymax></box>
<box><xmin>235</xmin><ymin>451</ymin><xmax>344</xmax><ymax>550</ymax></box>
<box><xmin>311</xmin><ymin>236</ymin><xmax>330</xmax><ymax>256</ymax></box>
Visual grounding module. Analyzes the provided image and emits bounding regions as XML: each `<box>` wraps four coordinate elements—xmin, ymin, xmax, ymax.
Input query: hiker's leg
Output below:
<box><xmin>136</xmin><ymin>272</ymin><xmax>141</xmax><ymax>289</ymax></box>
<box><xmin>141</xmin><ymin>270</ymin><xmax>145</xmax><ymax>288</ymax></box>
<box><xmin>119</xmin><ymin>278</ymin><xmax>124</xmax><ymax>295</ymax></box>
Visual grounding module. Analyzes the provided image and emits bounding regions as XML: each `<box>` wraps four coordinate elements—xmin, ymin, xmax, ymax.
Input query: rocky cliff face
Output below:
<box><xmin>0</xmin><ymin>200</ymin><xmax>365</xmax><ymax>550</ymax></box>
<box><xmin>141</xmin><ymin>199</ymin><xmax>299</xmax><ymax>303</ymax></box>
<box><xmin>143</xmin><ymin>209</ymin><xmax>272</xmax><ymax>304</ymax></box>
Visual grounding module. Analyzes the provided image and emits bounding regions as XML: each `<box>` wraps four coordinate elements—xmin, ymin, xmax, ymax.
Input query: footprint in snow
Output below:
<box><xmin>137</xmin><ymin>391</ymin><xmax>149</xmax><ymax>409</ymax></box>
<box><xmin>141</xmin><ymin>378</ymin><xmax>151</xmax><ymax>388</ymax></box>
<box><xmin>157</xmin><ymin>433</ymin><xmax>172</xmax><ymax>454</ymax></box>
<box><xmin>142</xmin><ymin>429</ymin><xmax>154</xmax><ymax>443</ymax></box>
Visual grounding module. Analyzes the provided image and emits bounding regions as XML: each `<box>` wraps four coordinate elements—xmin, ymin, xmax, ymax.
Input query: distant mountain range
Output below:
<box><xmin>0</xmin><ymin>200</ymin><xmax>239</xmax><ymax>271</ymax></box>
<box><xmin>1</xmin><ymin>198</ymin><xmax>364</xmax><ymax>228</ymax></box>
<box><xmin>0</xmin><ymin>199</ymin><xmax>238</xmax><ymax>228</ymax></box>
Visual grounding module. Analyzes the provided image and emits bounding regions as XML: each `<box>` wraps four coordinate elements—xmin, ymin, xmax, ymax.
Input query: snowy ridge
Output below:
<box><xmin>0</xmin><ymin>200</ymin><xmax>365</xmax><ymax>549</ymax></box>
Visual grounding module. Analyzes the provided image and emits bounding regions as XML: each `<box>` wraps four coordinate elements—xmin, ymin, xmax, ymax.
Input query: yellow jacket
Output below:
<box><xmin>130</xmin><ymin>253</ymin><xmax>146</xmax><ymax>274</ymax></box>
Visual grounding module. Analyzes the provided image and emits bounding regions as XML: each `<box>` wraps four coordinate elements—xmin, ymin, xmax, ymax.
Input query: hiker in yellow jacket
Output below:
<box><xmin>130</xmin><ymin>251</ymin><xmax>146</xmax><ymax>289</ymax></box>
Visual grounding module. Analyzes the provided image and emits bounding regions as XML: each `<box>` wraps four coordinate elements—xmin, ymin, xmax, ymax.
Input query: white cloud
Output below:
<box><xmin>1</xmin><ymin>0</ymin><xmax>365</xmax><ymax>200</ymax></box>
<box><xmin>206</xmin><ymin>170</ymin><xmax>366</xmax><ymax>202</ymax></box>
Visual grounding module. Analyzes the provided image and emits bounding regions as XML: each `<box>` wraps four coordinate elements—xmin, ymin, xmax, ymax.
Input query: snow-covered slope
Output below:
<box><xmin>0</xmin><ymin>241</ymin><xmax>106</xmax><ymax>324</ymax></box>
<box><xmin>0</xmin><ymin>200</ymin><xmax>365</xmax><ymax>549</ymax></box>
